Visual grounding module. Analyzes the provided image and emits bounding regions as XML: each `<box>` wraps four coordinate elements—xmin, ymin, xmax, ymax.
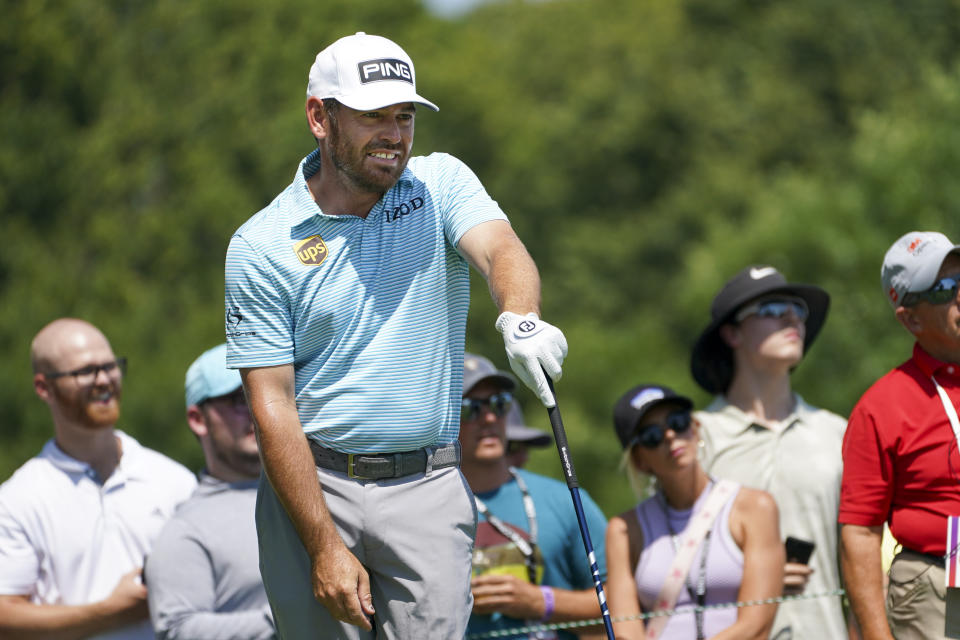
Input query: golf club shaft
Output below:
<box><xmin>545</xmin><ymin>374</ymin><xmax>616</xmax><ymax>640</ymax></box>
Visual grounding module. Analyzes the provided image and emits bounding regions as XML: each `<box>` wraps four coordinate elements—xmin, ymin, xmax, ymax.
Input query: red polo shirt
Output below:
<box><xmin>840</xmin><ymin>343</ymin><xmax>960</xmax><ymax>555</ymax></box>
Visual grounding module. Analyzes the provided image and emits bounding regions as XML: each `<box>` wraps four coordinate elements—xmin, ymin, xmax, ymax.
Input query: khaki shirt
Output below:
<box><xmin>696</xmin><ymin>394</ymin><xmax>847</xmax><ymax>640</ymax></box>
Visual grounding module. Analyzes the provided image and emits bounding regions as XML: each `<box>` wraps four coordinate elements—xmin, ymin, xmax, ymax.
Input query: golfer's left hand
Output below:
<box><xmin>471</xmin><ymin>574</ymin><xmax>545</xmax><ymax>619</ymax></box>
<box><xmin>495</xmin><ymin>311</ymin><xmax>567</xmax><ymax>408</ymax></box>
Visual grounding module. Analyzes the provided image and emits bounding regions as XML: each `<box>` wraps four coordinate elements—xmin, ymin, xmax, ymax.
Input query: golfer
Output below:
<box><xmin>224</xmin><ymin>32</ymin><xmax>567</xmax><ymax>640</ymax></box>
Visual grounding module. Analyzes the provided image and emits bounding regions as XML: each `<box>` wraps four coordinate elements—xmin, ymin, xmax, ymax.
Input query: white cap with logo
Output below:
<box><xmin>307</xmin><ymin>32</ymin><xmax>439</xmax><ymax>112</ymax></box>
<box><xmin>881</xmin><ymin>231</ymin><xmax>960</xmax><ymax>309</ymax></box>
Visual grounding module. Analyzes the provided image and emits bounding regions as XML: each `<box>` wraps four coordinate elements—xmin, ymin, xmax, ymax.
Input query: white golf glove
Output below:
<box><xmin>495</xmin><ymin>311</ymin><xmax>568</xmax><ymax>408</ymax></box>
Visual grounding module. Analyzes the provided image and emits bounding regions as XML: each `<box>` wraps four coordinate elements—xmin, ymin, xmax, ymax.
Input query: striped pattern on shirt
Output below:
<box><xmin>225</xmin><ymin>150</ymin><xmax>508</xmax><ymax>453</ymax></box>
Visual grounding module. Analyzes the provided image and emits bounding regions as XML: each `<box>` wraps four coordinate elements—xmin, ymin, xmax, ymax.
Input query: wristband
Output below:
<box><xmin>540</xmin><ymin>585</ymin><xmax>555</xmax><ymax>621</ymax></box>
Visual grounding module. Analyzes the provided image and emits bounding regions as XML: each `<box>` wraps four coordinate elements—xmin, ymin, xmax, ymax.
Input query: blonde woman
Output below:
<box><xmin>605</xmin><ymin>385</ymin><xmax>784</xmax><ymax>639</ymax></box>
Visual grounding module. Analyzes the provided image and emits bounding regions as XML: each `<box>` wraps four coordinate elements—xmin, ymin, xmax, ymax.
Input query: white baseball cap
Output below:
<box><xmin>306</xmin><ymin>32</ymin><xmax>439</xmax><ymax>112</ymax></box>
<box><xmin>881</xmin><ymin>231</ymin><xmax>960</xmax><ymax>309</ymax></box>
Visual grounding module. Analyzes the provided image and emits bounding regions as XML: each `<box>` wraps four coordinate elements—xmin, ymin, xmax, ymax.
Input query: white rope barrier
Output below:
<box><xmin>465</xmin><ymin>588</ymin><xmax>846</xmax><ymax>639</ymax></box>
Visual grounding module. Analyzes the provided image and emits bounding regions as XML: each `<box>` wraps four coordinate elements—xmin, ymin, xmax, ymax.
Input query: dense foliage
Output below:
<box><xmin>4</xmin><ymin>0</ymin><xmax>960</xmax><ymax>517</ymax></box>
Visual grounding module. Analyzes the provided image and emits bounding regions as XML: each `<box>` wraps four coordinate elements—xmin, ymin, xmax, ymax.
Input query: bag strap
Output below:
<box><xmin>646</xmin><ymin>479</ymin><xmax>737</xmax><ymax>639</ymax></box>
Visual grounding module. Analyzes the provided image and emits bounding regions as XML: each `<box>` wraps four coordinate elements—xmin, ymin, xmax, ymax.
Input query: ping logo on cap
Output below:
<box><xmin>294</xmin><ymin>236</ymin><xmax>328</xmax><ymax>266</ymax></box>
<box><xmin>358</xmin><ymin>59</ymin><xmax>413</xmax><ymax>84</ymax></box>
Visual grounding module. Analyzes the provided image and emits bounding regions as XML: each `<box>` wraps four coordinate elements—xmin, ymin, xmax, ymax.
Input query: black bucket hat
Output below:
<box><xmin>690</xmin><ymin>265</ymin><xmax>830</xmax><ymax>394</ymax></box>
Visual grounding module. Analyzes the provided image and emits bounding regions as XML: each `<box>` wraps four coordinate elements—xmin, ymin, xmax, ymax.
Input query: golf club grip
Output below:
<box><xmin>544</xmin><ymin>374</ymin><xmax>579</xmax><ymax>489</ymax></box>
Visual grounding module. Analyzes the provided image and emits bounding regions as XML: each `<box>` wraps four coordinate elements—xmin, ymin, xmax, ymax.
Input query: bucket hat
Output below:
<box><xmin>690</xmin><ymin>265</ymin><xmax>829</xmax><ymax>394</ymax></box>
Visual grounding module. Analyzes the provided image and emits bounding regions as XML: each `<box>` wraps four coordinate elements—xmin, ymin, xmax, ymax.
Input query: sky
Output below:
<box><xmin>422</xmin><ymin>0</ymin><xmax>492</xmax><ymax>18</ymax></box>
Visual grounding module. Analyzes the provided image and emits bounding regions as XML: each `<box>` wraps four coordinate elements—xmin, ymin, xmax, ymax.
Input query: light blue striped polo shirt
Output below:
<box><xmin>224</xmin><ymin>149</ymin><xmax>507</xmax><ymax>453</ymax></box>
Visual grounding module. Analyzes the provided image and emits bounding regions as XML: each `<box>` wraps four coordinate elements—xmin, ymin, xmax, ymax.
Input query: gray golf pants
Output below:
<box><xmin>256</xmin><ymin>465</ymin><xmax>477</xmax><ymax>639</ymax></box>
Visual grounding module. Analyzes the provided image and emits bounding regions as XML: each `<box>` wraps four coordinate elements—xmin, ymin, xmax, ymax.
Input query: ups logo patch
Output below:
<box><xmin>294</xmin><ymin>235</ymin><xmax>328</xmax><ymax>266</ymax></box>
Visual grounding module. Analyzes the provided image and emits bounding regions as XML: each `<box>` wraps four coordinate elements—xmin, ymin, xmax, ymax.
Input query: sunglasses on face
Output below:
<box><xmin>734</xmin><ymin>298</ymin><xmax>809</xmax><ymax>323</ymax></box>
<box><xmin>630</xmin><ymin>411</ymin><xmax>693</xmax><ymax>449</ymax></box>
<box><xmin>461</xmin><ymin>392</ymin><xmax>513</xmax><ymax>422</ymax></box>
<box><xmin>903</xmin><ymin>274</ymin><xmax>960</xmax><ymax>307</ymax></box>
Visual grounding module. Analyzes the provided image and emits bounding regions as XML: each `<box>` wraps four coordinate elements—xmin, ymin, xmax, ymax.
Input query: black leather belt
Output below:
<box><xmin>308</xmin><ymin>440</ymin><xmax>460</xmax><ymax>480</ymax></box>
<box><xmin>900</xmin><ymin>547</ymin><xmax>945</xmax><ymax>564</ymax></box>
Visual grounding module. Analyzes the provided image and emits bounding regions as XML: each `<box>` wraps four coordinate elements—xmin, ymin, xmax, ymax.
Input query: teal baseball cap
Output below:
<box><xmin>185</xmin><ymin>344</ymin><xmax>243</xmax><ymax>408</ymax></box>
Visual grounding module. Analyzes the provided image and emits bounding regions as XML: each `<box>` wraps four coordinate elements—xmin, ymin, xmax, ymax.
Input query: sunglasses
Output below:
<box><xmin>734</xmin><ymin>298</ymin><xmax>809</xmax><ymax>323</ymax></box>
<box><xmin>461</xmin><ymin>392</ymin><xmax>513</xmax><ymax>422</ymax></box>
<box><xmin>903</xmin><ymin>274</ymin><xmax>960</xmax><ymax>307</ymax></box>
<box><xmin>630</xmin><ymin>411</ymin><xmax>693</xmax><ymax>449</ymax></box>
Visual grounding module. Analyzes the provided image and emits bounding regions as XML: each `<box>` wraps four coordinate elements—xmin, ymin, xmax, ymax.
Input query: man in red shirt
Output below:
<box><xmin>841</xmin><ymin>230</ymin><xmax>960</xmax><ymax>640</ymax></box>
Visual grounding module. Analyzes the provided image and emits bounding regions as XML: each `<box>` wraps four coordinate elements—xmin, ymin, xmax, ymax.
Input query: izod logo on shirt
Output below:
<box><xmin>294</xmin><ymin>236</ymin><xmax>328</xmax><ymax>266</ymax></box>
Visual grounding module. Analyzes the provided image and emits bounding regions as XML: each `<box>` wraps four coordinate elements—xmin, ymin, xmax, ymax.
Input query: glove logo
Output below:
<box><xmin>518</xmin><ymin>320</ymin><xmax>537</xmax><ymax>333</ymax></box>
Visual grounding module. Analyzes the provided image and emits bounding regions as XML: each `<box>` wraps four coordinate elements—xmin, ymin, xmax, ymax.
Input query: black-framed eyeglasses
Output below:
<box><xmin>629</xmin><ymin>411</ymin><xmax>693</xmax><ymax>449</ymax></box>
<box><xmin>734</xmin><ymin>298</ymin><xmax>809</xmax><ymax>323</ymax></box>
<box><xmin>461</xmin><ymin>392</ymin><xmax>513</xmax><ymax>422</ymax></box>
<box><xmin>903</xmin><ymin>274</ymin><xmax>960</xmax><ymax>307</ymax></box>
<box><xmin>202</xmin><ymin>388</ymin><xmax>247</xmax><ymax>410</ymax></box>
<box><xmin>44</xmin><ymin>357</ymin><xmax>127</xmax><ymax>385</ymax></box>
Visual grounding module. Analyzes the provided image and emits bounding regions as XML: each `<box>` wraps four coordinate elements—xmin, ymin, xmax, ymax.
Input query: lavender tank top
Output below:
<box><xmin>634</xmin><ymin>483</ymin><xmax>744</xmax><ymax>638</ymax></box>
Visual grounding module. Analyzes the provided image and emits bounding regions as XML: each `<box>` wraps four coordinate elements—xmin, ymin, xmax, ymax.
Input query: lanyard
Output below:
<box><xmin>931</xmin><ymin>375</ymin><xmax>960</xmax><ymax>568</ymax></box>
<box><xmin>474</xmin><ymin>467</ymin><xmax>539</xmax><ymax>584</ymax></box>
<box><xmin>646</xmin><ymin>479</ymin><xmax>736</xmax><ymax>640</ymax></box>
<box><xmin>660</xmin><ymin>490</ymin><xmax>712</xmax><ymax>640</ymax></box>
<box><xmin>932</xmin><ymin>375</ymin><xmax>960</xmax><ymax>451</ymax></box>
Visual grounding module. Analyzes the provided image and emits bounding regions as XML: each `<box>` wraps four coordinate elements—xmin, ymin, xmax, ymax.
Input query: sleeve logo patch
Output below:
<box><xmin>294</xmin><ymin>235</ymin><xmax>329</xmax><ymax>266</ymax></box>
<box><xmin>226</xmin><ymin>306</ymin><xmax>243</xmax><ymax>329</ymax></box>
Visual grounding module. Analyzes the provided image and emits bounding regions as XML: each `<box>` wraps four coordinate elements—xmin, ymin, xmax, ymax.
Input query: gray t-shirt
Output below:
<box><xmin>145</xmin><ymin>474</ymin><xmax>274</xmax><ymax>640</ymax></box>
<box><xmin>696</xmin><ymin>394</ymin><xmax>847</xmax><ymax>640</ymax></box>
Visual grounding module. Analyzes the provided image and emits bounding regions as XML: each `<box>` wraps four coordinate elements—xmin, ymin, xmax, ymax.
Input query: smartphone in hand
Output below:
<box><xmin>784</xmin><ymin>536</ymin><xmax>815</xmax><ymax>565</ymax></box>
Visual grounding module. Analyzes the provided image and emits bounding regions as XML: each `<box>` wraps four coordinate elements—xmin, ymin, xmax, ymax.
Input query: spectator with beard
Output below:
<box><xmin>146</xmin><ymin>344</ymin><xmax>274</xmax><ymax>639</ymax></box>
<box><xmin>0</xmin><ymin>318</ymin><xmax>196</xmax><ymax>639</ymax></box>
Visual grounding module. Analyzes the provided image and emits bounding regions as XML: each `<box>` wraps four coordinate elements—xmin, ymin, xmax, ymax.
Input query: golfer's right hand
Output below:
<box><xmin>495</xmin><ymin>311</ymin><xmax>568</xmax><ymax>408</ymax></box>
<box><xmin>311</xmin><ymin>542</ymin><xmax>375</xmax><ymax>629</ymax></box>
